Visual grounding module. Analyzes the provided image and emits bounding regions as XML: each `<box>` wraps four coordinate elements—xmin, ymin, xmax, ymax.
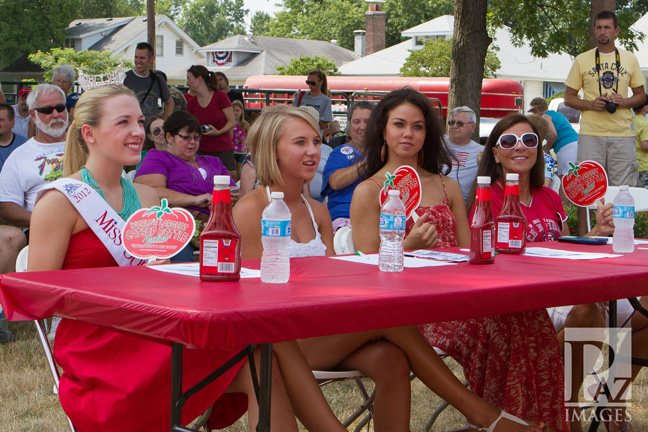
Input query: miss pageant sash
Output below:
<box><xmin>37</xmin><ymin>178</ymin><xmax>147</xmax><ymax>267</ymax></box>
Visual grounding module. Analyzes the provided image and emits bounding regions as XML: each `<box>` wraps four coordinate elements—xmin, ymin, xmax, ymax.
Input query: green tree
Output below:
<box><xmin>384</xmin><ymin>0</ymin><xmax>454</xmax><ymax>47</ymax></box>
<box><xmin>29</xmin><ymin>48</ymin><xmax>134</xmax><ymax>82</ymax></box>
<box><xmin>251</xmin><ymin>11</ymin><xmax>272</xmax><ymax>35</ymax></box>
<box><xmin>0</xmin><ymin>0</ymin><xmax>80</xmax><ymax>66</ymax></box>
<box><xmin>179</xmin><ymin>0</ymin><xmax>248</xmax><ymax>46</ymax></box>
<box><xmin>489</xmin><ymin>0</ymin><xmax>644</xmax><ymax>57</ymax></box>
<box><xmin>400</xmin><ymin>39</ymin><xmax>500</xmax><ymax>78</ymax></box>
<box><xmin>267</xmin><ymin>0</ymin><xmax>365</xmax><ymax>50</ymax></box>
<box><xmin>276</xmin><ymin>55</ymin><xmax>339</xmax><ymax>76</ymax></box>
<box><xmin>154</xmin><ymin>0</ymin><xmax>187</xmax><ymax>21</ymax></box>
<box><xmin>79</xmin><ymin>0</ymin><xmax>145</xmax><ymax>18</ymax></box>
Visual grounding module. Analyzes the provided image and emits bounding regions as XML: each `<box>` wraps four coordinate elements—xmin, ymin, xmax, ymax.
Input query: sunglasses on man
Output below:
<box><xmin>448</xmin><ymin>120</ymin><xmax>474</xmax><ymax>128</ymax></box>
<box><xmin>34</xmin><ymin>104</ymin><xmax>67</xmax><ymax>115</ymax></box>
<box><xmin>495</xmin><ymin>133</ymin><xmax>539</xmax><ymax>150</ymax></box>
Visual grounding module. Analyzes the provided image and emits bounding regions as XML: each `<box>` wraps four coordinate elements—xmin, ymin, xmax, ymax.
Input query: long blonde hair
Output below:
<box><xmin>63</xmin><ymin>85</ymin><xmax>137</xmax><ymax>176</ymax></box>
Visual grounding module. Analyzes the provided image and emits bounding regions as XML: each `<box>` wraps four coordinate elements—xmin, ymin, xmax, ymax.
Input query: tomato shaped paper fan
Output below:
<box><xmin>562</xmin><ymin>161</ymin><xmax>608</xmax><ymax>207</ymax></box>
<box><xmin>122</xmin><ymin>199</ymin><xmax>196</xmax><ymax>259</ymax></box>
<box><xmin>378</xmin><ymin>165</ymin><xmax>422</xmax><ymax>219</ymax></box>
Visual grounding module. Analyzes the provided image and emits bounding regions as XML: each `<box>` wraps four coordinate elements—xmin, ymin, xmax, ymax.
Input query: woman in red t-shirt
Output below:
<box><xmin>186</xmin><ymin>65</ymin><xmax>236</xmax><ymax>175</ymax></box>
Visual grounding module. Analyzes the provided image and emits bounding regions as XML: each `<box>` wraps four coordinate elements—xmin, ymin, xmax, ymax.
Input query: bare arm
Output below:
<box><xmin>309</xmin><ymin>199</ymin><xmax>334</xmax><ymax>255</ymax></box>
<box><xmin>134</xmin><ymin>173</ymin><xmax>211</xmax><ymax>209</ymax></box>
<box><xmin>542</xmin><ymin>114</ymin><xmax>558</xmax><ymax>150</ymax></box>
<box><xmin>27</xmin><ymin>190</ymin><xmax>76</xmax><ymax>271</ymax></box>
<box><xmin>163</xmin><ymin>98</ymin><xmax>175</xmax><ymax>119</ymax></box>
<box><xmin>350</xmin><ymin>181</ymin><xmax>382</xmax><ymax>252</ymax></box>
<box><xmin>640</xmin><ymin>139</ymin><xmax>648</xmax><ymax>152</ymax></box>
<box><xmin>328</xmin><ymin>160</ymin><xmax>365</xmax><ymax>191</ymax></box>
<box><xmin>0</xmin><ymin>202</ymin><xmax>31</xmax><ymax>227</ymax></box>
<box><xmin>232</xmin><ymin>191</ymin><xmax>265</xmax><ymax>260</ymax></box>
<box><xmin>239</xmin><ymin>162</ymin><xmax>257</xmax><ymax>198</ymax></box>
<box><xmin>445</xmin><ymin>177</ymin><xmax>470</xmax><ymax>247</ymax></box>
<box><xmin>205</xmin><ymin>106</ymin><xmax>236</xmax><ymax>137</ymax></box>
<box><xmin>564</xmin><ymin>86</ymin><xmax>607</xmax><ymax>112</ymax></box>
<box><xmin>611</xmin><ymin>85</ymin><xmax>646</xmax><ymax>109</ymax></box>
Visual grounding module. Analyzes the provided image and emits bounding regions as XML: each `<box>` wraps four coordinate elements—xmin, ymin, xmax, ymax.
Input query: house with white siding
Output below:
<box><xmin>64</xmin><ymin>15</ymin><xmax>204</xmax><ymax>77</ymax></box>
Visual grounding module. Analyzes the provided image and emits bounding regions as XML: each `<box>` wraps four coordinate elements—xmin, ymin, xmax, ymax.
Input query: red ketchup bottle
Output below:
<box><xmin>470</xmin><ymin>176</ymin><xmax>495</xmax><ymax>264</ymax></box>
<box><xmin>495</xmin><ymin>173</ymin><xmax>527</xmax><ymax>254</ymax></box>
<box><xmin>200</xmin><ymin>175</ymin><xmax>241</xmax><ymax>281</ymax></box>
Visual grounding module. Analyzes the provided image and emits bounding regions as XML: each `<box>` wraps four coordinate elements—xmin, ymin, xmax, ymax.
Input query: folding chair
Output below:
<box><xmin>16</xmin><ymin>246</ymin><xmax>76</xmax><ymax>432</ymax></box>
<box><xmin>313</xmin><ymin>369</ymin><xmax>375</xmax><ymax>431</ymax></box>
<box><xmin>333</xmin><ymin>225</ymin><xmax>355</xmax><ymax>255</ymax></box>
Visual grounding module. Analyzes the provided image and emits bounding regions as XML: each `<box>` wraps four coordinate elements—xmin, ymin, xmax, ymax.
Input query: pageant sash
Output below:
<box><xmin>37</xmin><ymin>178</ymin><xmax>147</xmax><ymax>267</ymax></box>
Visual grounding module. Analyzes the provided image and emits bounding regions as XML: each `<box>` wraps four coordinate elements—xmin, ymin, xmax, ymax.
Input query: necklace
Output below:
<box><xmin>81</xmin><ymin>166</ymin><xmax>141</xmax><ymax>220</ymax></box>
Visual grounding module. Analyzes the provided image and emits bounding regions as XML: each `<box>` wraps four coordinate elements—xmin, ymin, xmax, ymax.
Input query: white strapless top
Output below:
<box><xmin>265</xmin><ymin>186</ymin><xmax>327</xmax><ymax>257</ymax></box>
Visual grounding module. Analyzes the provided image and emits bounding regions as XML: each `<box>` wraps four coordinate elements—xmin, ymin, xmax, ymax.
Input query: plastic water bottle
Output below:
<box><xmin>613</xmin><ymin>186</ymin><xmax>635</xmax><ymax>253</ymax></box>
<box><xmin>261</xmin><ymin>191</ymin><xmax>292</xmax><ymax>283</ymax></box>
<box><xmin>379</xmin><ymin>189</ymin><xmax>406</xmax><ymax>272</ymax></box>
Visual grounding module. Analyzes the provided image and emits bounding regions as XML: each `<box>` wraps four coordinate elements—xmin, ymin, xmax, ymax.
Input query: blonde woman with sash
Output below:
<box><xmin>28</xmin><ymin>85</ymin><xmax>351</xmax><ymax>432</ymax></box>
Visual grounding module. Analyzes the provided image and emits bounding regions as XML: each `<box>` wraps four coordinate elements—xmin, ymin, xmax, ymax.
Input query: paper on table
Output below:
<box><xmin>524</xmin><ymin>247</ymin><xmax>621</xmax><ymax>260</ymax></box>
<box><xmin>406</xmin><ymin>249</ymin><xmax>469</xmax><ymax>262</ymax></box>
<box><xmin>331</xmin><ymin>254</ymin><xmax>456</xmax><ymax>268</ymax></box>
<box><xmin>601</xmin><ymin>237</ymin><xmax>648</xmax><ymax>245</ymax></box>
<box><xmin>148</xmin><ymin>263</ymin><xmax>261</xmax><ymax>278</ymax></box>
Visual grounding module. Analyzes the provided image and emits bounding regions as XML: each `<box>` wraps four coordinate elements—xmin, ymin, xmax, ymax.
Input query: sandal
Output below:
<box><xmin>467</xmin><ymin>410</ymin><xmax>529</xmax><ymax>432</ymax></box>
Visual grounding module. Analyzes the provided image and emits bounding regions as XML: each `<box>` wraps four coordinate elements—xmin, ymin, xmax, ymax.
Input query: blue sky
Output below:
<box><xmin>243</xmin><ymin>0</ymin><xmax>282</xmax><ymax>28</ymax></box>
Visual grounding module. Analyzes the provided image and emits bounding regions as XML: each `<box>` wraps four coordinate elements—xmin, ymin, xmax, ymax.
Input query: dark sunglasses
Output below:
<box><xmin>496</xmin><ymin>133</ymin><xmax>539</xmax><ymax>150</ymax></box>
<box><xmin>34</xmin><ymin>104</ymin><xmax>66</xmax><ymax>114</ymax></box>
<box><xmin>151</xmin><ymin>127</ymin><xmax>163</xmax><ymax>136</ymax></box>
<box><xmin>448</xmin><ymin>120</ymin><xmax>473</xmax><ymax>127</ymax></box>
<box><xmin>305</xmin><ymin>80</ymin><xmax>318</xmax><ymax>86</ymax></box>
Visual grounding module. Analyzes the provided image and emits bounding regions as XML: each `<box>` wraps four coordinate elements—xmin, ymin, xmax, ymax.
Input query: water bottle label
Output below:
<box><xmin>262</xmin><ymin>219</ymin><xmax>291</xmax><ymax>237</ymax></box>
<box><xmin>380</xmin><ymin>213</ymin><xmax>406</xmax><ymax>231</ymax></box>
<box><xmin>201</xmin><ymin>238</ymin><xmax>238</xmax><ymax>273</ymax></box>
<box><xmin>496</xmin><ymin>222</ymin><xmax>525</xmax><ymax>249</ymax></box>
<box><xmin>613</xmin><ymin>205</ymin><xmax>634</xmax><ymax>219</ymax></box>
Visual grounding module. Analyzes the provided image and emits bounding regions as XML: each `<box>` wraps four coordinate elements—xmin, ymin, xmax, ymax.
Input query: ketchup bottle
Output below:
<box><xmin>495</xmin><ymin>173</ymin><xmax>527</xmax><ymax>254</ymax></box>
<box><xmin>200</xmin><ymin>175</ymin><xmax>241</xmax><ymax>281</ymax></box>
<box><xmin>470</xmin><ymin>176</ymin><xmax>495</xmax><ymax>264</ymax></box>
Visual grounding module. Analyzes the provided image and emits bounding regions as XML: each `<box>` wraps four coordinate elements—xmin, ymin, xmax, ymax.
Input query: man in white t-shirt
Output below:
<box><xmin>445</xmin><ymin>106</ymin><xmax>483</xmax><ymax>202</ymax></box>
<box><xmin>0</xmin><ymin>84</ymin><xmax>68</xmax><ymax>229</ymax></box>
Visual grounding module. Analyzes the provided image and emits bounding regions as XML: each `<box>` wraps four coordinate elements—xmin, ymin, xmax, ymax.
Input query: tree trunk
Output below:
<box><xmin>589</xmin><ymin>0</ymin><xmax>616</xmax><ymax>48</ymax></box>
<box><xmin>448</xmin><ymin>0</ymin><xmax>491</xmax><ymax>142</ymax></box>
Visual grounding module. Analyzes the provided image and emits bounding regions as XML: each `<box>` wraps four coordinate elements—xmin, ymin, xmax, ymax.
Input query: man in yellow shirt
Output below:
<box><xmin>564</xmin><ymin>10</ymin><xmax>645</xmax><ymax>187</ymax></box>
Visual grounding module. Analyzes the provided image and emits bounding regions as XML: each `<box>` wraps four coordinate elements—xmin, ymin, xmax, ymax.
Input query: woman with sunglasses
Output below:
<box><xmin>135</xmin><ymin>116</ymin><xmax>167</xmax><ymax>170</ymax></box>
<box><xmin>476</xmin><ymin>115</ymin><xmax>648</xmax><ymax>432</ymax></box>
<box><xmin>350</xmin><ymin>92</ymin><xmax>566</xmax><ymax>431</ymax></box>
<box><xmin>293</xmin><ymin>69</ymin><xmax>333</xmax><ymax>135</ymax></box>
<box><xmin>135</xmin><ymin>111</ymin><xmax>237</xmax><ymax>262</ymax></box>
<box><xmin>186</xmin><ymin>65</ymin><xmax>236</xmax><ymax>177</ymax></box>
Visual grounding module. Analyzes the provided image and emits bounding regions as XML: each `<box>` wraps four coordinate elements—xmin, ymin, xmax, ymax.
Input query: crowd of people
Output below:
<box><xmin>0</xmin><ymin>9</ymin><xmax>647</xmax><ymax>432</ymax></box>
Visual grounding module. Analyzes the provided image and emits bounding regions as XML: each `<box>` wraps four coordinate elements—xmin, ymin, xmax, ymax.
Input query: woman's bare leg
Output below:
<box><xmin>226</xmin><ymin>348</ymin><xmax>298</xmax><ymax>432</ymax></box>
<box><xmin>336</xmin><ymin>340</ymin><xmax>411</xmax><ymax>432</ymax></box>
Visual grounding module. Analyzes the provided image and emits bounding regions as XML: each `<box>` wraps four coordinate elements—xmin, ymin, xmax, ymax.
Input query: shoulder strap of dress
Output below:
<box><xmin>265</xmin><ymin>185</ymin><xmax>271</xmax><ymax>202</ymax></box>
<box><xmin>300</xmin><ymin>194</ymin><xmax>319</xmax><ymax>233</ymax></box>
<box><xmin>439</xmin><ymin>174</ymin><xmax>449</xmax><ymax>199</ymax></box>
<box><xmin>367</xmin><ymin>178</ymin><xmax>382</xmax><ymax>188</ymax></box>
<box><xmin>37</xmin><ymin>178</ymin><xmax>147</xmax><ymax>267</ymax></box>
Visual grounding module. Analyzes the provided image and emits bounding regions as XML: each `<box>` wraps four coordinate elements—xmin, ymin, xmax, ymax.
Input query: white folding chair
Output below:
<box><xmin>333</xmin><ymin>226</ymin><xmax>355</xmax><ymax>255</ymax></box>
<box><xmin>586</xmin><ymin>186</ymin><xmax>648</xmax><ymax>231</ymax></box>
<box><xmin>16</xmin><ymin>246</ymin><xmax>76</xmax><ymax>432</ymax></box>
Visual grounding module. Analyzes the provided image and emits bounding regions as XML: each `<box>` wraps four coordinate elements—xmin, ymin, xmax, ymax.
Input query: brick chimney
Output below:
<box><xmin>365</xmin><ymin>0</ymin><xmax>386</xmax><ymax>55</ymax></box>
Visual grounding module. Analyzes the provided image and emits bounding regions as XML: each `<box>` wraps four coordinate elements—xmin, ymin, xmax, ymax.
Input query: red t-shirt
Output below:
<box><xmin>186</xmin><ymin>90</ymin><xmax>232</xmax><ymax>153</ymax></box>
<box><xmin>490</xmin><ymin>183</ymin><xmax>567</xmax><ymax>243</ymax></box>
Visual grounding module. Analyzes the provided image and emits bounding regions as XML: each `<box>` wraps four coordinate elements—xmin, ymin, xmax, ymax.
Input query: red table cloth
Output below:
<box><xmin>1</xmin><ymin>242</ymin><xmax>647</xmax><ymax>350</ymax></box>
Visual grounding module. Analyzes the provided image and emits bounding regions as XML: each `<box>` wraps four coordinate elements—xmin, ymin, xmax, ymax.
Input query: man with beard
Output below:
<box><xmin>0</xmin><ymin>84</ymin><xmax>68</xmax><ymax>229</ymax></box>
<box><xmin>12</xmin><ymin>87</ymin><xmax>31</xmax><ymax>137</ymax></box>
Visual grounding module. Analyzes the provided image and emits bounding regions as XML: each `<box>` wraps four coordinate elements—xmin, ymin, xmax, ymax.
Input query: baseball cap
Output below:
<box><xmin>66</xmin><ymin>93</ymin><xmax>80</xmax><ymax>110</ymax></box>
<box><xmin>18</xmin><ymin>88</ymin><xmax>31</xmax><ymax>98</ymax></box>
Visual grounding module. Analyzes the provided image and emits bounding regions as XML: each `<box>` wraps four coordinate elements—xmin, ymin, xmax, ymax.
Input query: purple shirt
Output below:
<box><xmin>135</xmin><ymin>149</ymin><xmax>234</xmax><ymax>214</ymax></box>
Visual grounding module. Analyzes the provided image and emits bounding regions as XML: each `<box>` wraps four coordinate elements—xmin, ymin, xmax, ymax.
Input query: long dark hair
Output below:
<box><xmin>308</xmin><ymin>69</ymin><xmax>329</xmax><ymax>96</ymax></box>
<box><xmin>362</xmin><ymin>88</ymin><xmax>453</xmax><ymax>179</ymax></box>
<box><xmin>188</xmin><ymin>65</ymin><xmax>218</xmax><ymax>91</ymax></box>
<box><xmin>466</xmin><ymin>114</ymin><xmax>544</xmax><ymax>210</ymax></box>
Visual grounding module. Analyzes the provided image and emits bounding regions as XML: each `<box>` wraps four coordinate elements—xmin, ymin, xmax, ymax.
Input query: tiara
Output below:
<box><xmin>77</xmin><ymin>64</ymin><xmax>126</xmax><ymax>91</ymax></box>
